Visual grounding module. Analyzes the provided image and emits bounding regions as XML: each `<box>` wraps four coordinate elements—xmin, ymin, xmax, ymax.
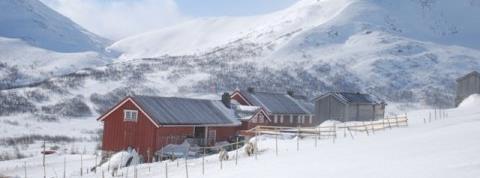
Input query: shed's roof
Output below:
<box><xmin>456</xmin><ymin>71</ymin><xmax>480</xmax><ymax>82</ymax></box>
<box><xmin>315</xmin><ymin>92</ymin><xmax>383</xmax><ymax>105</ymax></box>
<box><xmin>237</xmin><ymin>90</ymin><xmax>313</xmax><ymax>114</ymax></box>
<box><xmin>131</xmin><ymin>95</ymin><xmax>241</xmax><ymax>126</ymax></box>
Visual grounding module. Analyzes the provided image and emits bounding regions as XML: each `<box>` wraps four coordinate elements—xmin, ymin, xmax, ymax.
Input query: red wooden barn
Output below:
<box><xmin>231</xmin><ymin>88</ymin><xmax>316</xmax><ymax>127</ymax></box>
<box><xmin>98</xmin><ymin>94</ymin><xmax>269</xmax><ymax>161</ymax></box>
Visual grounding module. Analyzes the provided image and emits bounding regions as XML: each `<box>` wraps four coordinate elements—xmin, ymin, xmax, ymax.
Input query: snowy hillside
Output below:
<box><xmin>2</xmin><ymin>95</ymin><xmax>480</xmax><ymax>178</ymax></box>
<box><xmin>0</xmin><ymin>0</ymin><xmax>113</xmax><ymax>89</ymax></box>
<box><xmin>111</xmin><ymin>0</ymin><xmax>480</xmax><ymax>57</ymax></box>
<box><xmin>0</xmin><ymin>37</ymin><xmax>109</xmax><ymax>89</ymax></box>
<box><xmin>0</xmin><ymin>0</ymin><xmax>108</xmax><ymax>53</ymax></box>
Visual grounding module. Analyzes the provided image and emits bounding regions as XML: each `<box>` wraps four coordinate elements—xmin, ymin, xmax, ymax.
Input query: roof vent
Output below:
<box><xmin>287</xmin><ymin>90</ymin><xmax>294</xmax><ymax>96</ymax></box>
<box><xmin>221</xmin><ymin>92</ymin><xmax>231</xmax><ymax>108</ymax></box>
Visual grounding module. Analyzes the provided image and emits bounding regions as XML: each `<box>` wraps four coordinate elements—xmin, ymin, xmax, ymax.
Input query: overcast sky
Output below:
<box><xmin>40</xmin><ymin>0</ymin><xmax>297</xmax><ymax>40</ymax></box>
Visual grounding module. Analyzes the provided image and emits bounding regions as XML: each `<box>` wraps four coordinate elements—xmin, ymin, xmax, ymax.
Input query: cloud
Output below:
<box><xmin>41</xmin><ymin>0</ymin><xmax>190</xmax><ymax>40</ymax></box>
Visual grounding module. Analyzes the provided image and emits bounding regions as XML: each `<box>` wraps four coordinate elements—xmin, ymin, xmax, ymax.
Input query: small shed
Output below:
<box><xmin>455</xmin><ymin>71</ymin><xmax>480</xmax><ymax>106</ymax></box>
<box><xmin>314</xmin><ymin>92</ymin><xmax>386</xmax><ymax>123</ymax></box>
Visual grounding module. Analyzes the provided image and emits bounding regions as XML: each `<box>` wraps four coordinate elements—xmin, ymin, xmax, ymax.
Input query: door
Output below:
<box><xmin>124</xmin><ymin>123</ymin><xmax>136</xmax><ymax>148</ymax></box>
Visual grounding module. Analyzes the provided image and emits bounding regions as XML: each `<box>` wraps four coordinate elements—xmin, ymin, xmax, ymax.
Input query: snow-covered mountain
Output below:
<box><xmin>0</xmin><ymin>0</ymin><xmax>108</xmax><ymax>53</ymax></box>
<box><xmin>1</xmin><ymin>0</ymin><xmax>480</xmax><ymax>121</ymax></box>
<box><xmin>111</xmin><ymin>0</ymin><xmax>480</xmax><ymax>58</ymax></box>
<box><xmin>0</xmin><ymin>0</ymin><xmax>112</xmax><ymax>89</ymax></box>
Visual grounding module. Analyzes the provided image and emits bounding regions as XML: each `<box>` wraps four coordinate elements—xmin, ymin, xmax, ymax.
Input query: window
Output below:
<box><xmin>273</xmin><ymin>115</ymin><xmax>278</xmax><ymax>123</ymax></box>
<box><xmin>258</xmin><ymin>114</ymin><xmax>264</xmax><ymax>123</ymax></box>
<box><xmin>280</xmin><ymin>115</ymin><xmax>284</xmax><ymax>123</ymax></box>
<box><xmin>252</xmin><ymin>116</ymin><xmax>258</xmax><ymax>123</ymax></box>
<box><xmin>124</xmin><ymin>110</ymin><xmax>138</xmax><ymax>122</ymax></box>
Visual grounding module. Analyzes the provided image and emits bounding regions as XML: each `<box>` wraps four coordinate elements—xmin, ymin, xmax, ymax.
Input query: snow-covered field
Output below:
<box><xmin>2</xmin><ymin>95</ymin><xmax>479</xmax><ymax>178</ymax></box>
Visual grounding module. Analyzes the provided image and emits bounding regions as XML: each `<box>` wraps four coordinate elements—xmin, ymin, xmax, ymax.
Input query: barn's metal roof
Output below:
<box><xmin>131</xmin><ymin>95</ymin><xmax>241</xmax><ymax>126</ymax></box>
<box><xmin>237</xmin><ymin>90</ymin><xmax>313</xmax><ymax>115</ymax></box>
<box><xmin>335</xmin><ymin>92</ymin><xmax>377</xmax><ymax>104</ymax></box>
<box><xmin>456</xmin><ymin>71</ymin><xmax>480</xmax><ymax>82</ymax></box>
<box><xmin>315</xmin><ymin>92</ymin><xmax>383</xmax><ymax>105</ymax></box>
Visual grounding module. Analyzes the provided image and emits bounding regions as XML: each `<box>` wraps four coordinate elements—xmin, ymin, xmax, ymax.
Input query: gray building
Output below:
<box><xmin>455</xmin><ymin>71</ymin><xmax>480</xmax><ymax>106</ymax></box>
<box><xmin>314</xmin><ymin>92</ymin><xmax>386</xmax><ymax>123</ymax></box>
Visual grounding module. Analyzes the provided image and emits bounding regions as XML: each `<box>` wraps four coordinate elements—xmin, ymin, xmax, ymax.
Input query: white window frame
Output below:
<box><xmin>124</xmin><ymin>110</ymin><xmax>138</xmax><ymax>122</ymax></box>
<box><xmin>280</xmin><ymin>115</ymin><xmax>284</xmax><ymax>123</ymax></box>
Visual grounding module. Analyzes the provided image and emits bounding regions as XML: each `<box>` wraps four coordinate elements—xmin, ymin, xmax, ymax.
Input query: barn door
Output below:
<box><xmin>207</xmin><ymin>129</ymin><xmax>216</xmax><ymax>146</ymax></box>
<box><xmin>124</xmin><ymin>123</ymin><xmax>136</xmax><ymax>148</ymax></box>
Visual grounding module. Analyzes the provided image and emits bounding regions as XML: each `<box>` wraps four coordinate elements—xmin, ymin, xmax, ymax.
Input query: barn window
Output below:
<box><xmin>258</xmin><ymin>114</ymin><xmax>264</xmax><ymax>123</ymax></box>
<box><xmin>124</xmin><ymin>110</ymin><xmax>138</xmax><ymax>122</ymax></box>
<box><xmin>252</xmin><ymin>116</ymin><xmax>258</xmax><ymax>123</ymax></box>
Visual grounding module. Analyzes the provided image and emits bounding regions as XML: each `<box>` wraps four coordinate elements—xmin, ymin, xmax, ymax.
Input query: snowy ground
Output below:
<box><xmin>1</xmin><ymin>95</ymin><xmax>480</xmax><ymax>178</ymax></box>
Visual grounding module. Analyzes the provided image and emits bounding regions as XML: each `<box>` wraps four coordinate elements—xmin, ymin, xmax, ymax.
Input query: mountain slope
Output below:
<box><xmin>111</xmin><ymin>0</ymin><xmax>480</xmax><ymax>58</ymax></box>
<box><xmin>0</xmin><ymin>0</ymin><xmax>108</xmax><ymax>53</ymax></box>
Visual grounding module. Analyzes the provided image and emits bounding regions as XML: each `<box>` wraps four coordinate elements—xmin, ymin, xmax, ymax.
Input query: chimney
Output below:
<box><xmin>247</xmin><ymin>87</ymin><xmax>255</xmax><ymax>93</ymax></box>
<box><xmin>287</xmin><ymin>90</ymin><xmax>294</xmax><ymax>96</ymax></box>
<box><xmin>221</xmin><ymin>92</ymin><xmax>231</xmax><ymax>108</ymax></box>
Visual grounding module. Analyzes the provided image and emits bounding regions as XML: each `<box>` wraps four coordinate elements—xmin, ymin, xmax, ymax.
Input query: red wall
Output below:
<box><xmin>101</xmin><ymin>100</ymin><xmax>159</xmax><ymax>159</ymax></box>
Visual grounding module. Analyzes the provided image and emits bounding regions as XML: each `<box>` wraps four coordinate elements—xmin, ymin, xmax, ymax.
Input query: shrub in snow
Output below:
<box><xmin>41</xmin><ymin>95</ymin><xmax>92</xmax><ymax>117</ymax></box>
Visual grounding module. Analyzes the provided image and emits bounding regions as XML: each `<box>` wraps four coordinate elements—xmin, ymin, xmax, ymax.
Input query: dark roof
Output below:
<box><xmin>237</xmin><ymin>90</ymin><xmax>313</xmax><ymax>114</ymax></box>
<box><xmin>457</xmin><ymin>71</ymin><xmax>480</xmax><ymax>82</ymax></box>
<box><xmin>315</xmin><ymin>92</ymin><xmax>383</xmax><ymax>105</ymax></box>
<box><xmin>131</xmin><ymin>95</ymin><xmax>240</xmax><ymax>126</ymax></box>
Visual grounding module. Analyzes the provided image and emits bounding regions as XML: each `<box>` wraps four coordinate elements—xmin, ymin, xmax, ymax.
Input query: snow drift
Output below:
<box><xmin>457</xmin><ymin>94</ymin><xmax>480</xmax><ymax>109</ymax></box>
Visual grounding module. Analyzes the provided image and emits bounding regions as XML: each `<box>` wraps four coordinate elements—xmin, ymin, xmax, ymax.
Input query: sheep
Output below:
<box><xmin>244</xmin><ymin>142</ymin><xmax>257</xmax><ymax>156</ymax></box>
<box><xmin>219</xmin><ymin>148</ymin><xmax>229</xmax><ymax>161</ymax></box>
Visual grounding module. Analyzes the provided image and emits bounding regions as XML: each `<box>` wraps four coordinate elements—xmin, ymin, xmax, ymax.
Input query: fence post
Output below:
<box><xmin>254</xmin><ymin>131</ymin><xmax>258</xmax><ymax>160</ymax></box>
<box><xmin>371</xmin><ymin>121</ymin><xmax>375</xmax><ymax>134</ymax></box>
<box><xmin>202</xmin><ymin>148</ymin><xmax>205</xmax><ymax>175</ymax></box>
<box><xmin>395</xmin><ymin>115</ymin><xmax>399</xmax><ymax>127</ymax></box>
<box><xmin>63</xmin><ymin>156</ymin><xmax>66</xmax><ymax>178</ymax></box>
<box><xmin>185</xmin><ymin>147</ymin><xmax>189</xmax><ymax>178</ymax></box>
<box><xmin>24</xmin><ymin>161</ymin><xmax>27</xmax><ymax>178</ymax></box>
<box><xmin>387</xmin><ymin>117</ymin><xmax>392</xmax><ymax>129</ymax></box>
<box><xmin>235</xmin><ymin>137</ymin><xmax>239</xmax><ymax>166</ymax></box>
<box><xmin>333</xmin><ymin>123</ymin><xmax>336</xmax><ymax>144</ymax></box>
<box><xmin>165</xmin><ymin>162</ymin><xmax>168</xmax><ymax>178</ymax></box>
<box><xmin>382</xmin><ymin>119</ymin><xmax>385</xmax><ymax>130</ymax></box>
<box><xmin>296</xmin><ymin>126</ymin><xmax>300</xmax><ymax>152</ymax></box>
<box><xmin>363</xmin><ymin>122</ymin><xmax>369</xmax><ymax>136</ymax></box>
<box><xmin>275</xmin><ymin>134</ymin><xmax>279</xmax><ymax>156</ymax></box>
<box><xmin>314</xmin><ymin>128</ymin><xmax>318</xmax><ymax>148</ymax></box>
<box><xmin>429</xmin><ymin>112</ymin><xmax>432</xmax><ymax>123</ymax></box>
<box><xmin>43</xmin><ymin>139</ymin><xmax>46</xmax><ymax>178</ymax></box>
<box><xmin>80</xmin><ymin>153</ymin><xmax>83</xmax><ymax>177</ymax></box>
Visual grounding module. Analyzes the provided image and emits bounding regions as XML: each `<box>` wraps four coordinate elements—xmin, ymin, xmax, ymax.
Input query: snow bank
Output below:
<box><xmin>458</xmin><ymin>94</ymin><xmax>480</xmax><ymax>109</ymax></box>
